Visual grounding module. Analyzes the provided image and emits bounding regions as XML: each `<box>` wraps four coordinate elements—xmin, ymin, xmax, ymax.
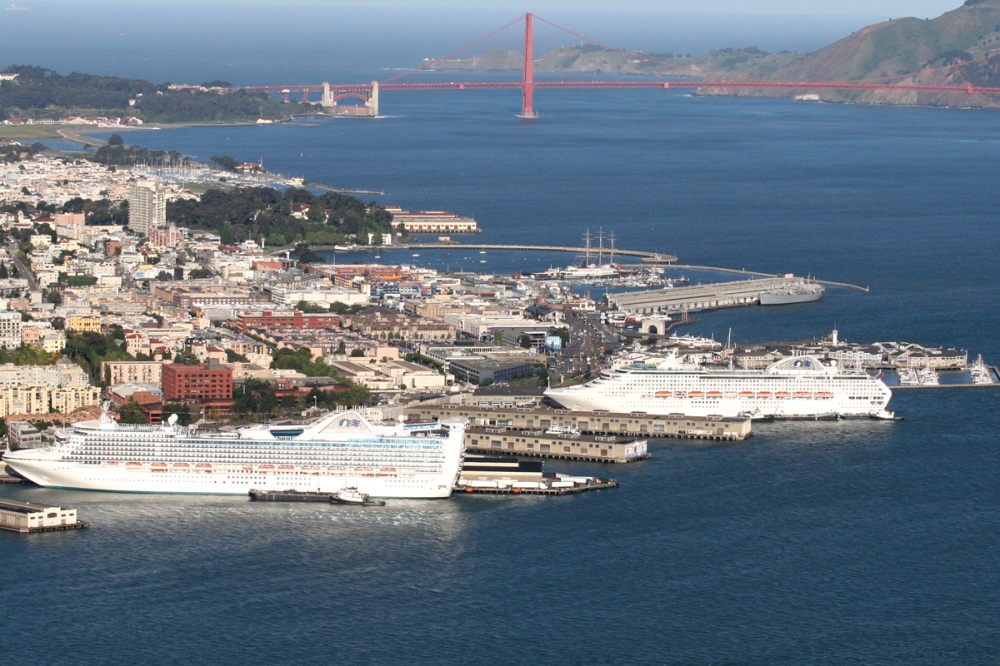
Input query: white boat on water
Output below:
<box><xmin>544</xmin><ymin>351</ymin><xmax>894</xmax><ymax>420</ymax></box>
<box><xmin>3</xmin><ymin>407</ymin><xmax>467</xmax><ymax>498</ymax></box>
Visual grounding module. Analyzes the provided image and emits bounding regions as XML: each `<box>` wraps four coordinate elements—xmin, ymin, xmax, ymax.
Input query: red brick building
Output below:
<box><xmin>236</xmin><ymin>310</ymin><xmax>342</xmax><ymax>333</ymax></box>
<box><xmin>162</xmin><ymin>362</ymin><xmax>234</xmax><ymax>401</ymax></box>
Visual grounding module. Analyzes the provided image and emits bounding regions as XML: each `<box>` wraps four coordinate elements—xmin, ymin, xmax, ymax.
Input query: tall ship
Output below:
<box><xmin>545</xmin><ymin>352</ymin><xmax>893</xmax><ymax>420</ymax></box>
<box><xmin>3</xmin><ymin>408</ymin><xmax>466</xmax><ymax>498</ymax></box>
<box><xmin>542</xmin><ymin>229</ymin><xmax>621</xmax><ymax>280</ymax></box>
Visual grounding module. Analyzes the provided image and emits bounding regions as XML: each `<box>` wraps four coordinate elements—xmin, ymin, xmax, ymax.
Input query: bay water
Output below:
<box><xmin>4</xmin><ymin>82</ymin><xmax>999</xmax><ymax>664</ymax></box>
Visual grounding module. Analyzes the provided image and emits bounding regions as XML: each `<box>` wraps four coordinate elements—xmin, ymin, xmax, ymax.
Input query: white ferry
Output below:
<box><xmin>3</xmin><ymin>408</ymin><xmax>466</xmax><ymax>498</ymax></box>
<box><xmin>544</xmin><ymin>352</ymin><xmax>893</xmax><ymax>420</ymax></box>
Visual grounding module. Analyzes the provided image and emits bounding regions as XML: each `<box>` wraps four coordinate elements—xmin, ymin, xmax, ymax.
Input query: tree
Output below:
<box><xmin>116</xmin><ymin>401</ymin><xmax>146</xmax><ymax>424</ymax></box>
<box><xmin>107</xmin><ymin>133</ymin><xmax>124</xmax><ymax>146</ymax></box>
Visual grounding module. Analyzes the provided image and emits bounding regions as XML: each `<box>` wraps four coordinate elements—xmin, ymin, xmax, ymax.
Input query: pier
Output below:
<box><xmin>0</xmin><ymin>497</ymin><xmax>88</xmax><ymax>534</ymax></box>
<box><xmin>377</xmin><ymin>242</ymin><xmax>678</xmax><ymax>263</ymax></box>
<box><xmin>404</xmin><ymin>404</ymin><xmax>753</xmax><ymax>445</ymax></box>
<box><xmin>456</xmin><ymin>479</ymin><xmax>619</xmax><ymax>496</ymax></box>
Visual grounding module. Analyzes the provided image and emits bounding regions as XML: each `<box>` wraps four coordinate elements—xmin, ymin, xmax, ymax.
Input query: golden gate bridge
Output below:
<box><xmin>242</xmin><ymin>12</ymin><xmax>1000</xmax><ymax>117</ymax></box>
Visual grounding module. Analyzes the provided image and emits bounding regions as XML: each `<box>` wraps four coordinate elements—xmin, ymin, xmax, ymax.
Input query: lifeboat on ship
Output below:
<box><xmin>277</xmin><ymin>465</ymin><xmax>295</xmax><ymax>472</ymax></box>
<box><xmin>706</xmin><ymin>391</ymin><xmax>722</xmax><ymax>399</ymax></box>
<box><xmin>689</xmin><ymin>391</ymin><xmax>704</xmax><ymax>398</ymax></box>
<box><xmin>106</xmin><ymin>461</ymin><xmax>121</xmax><ymax>466</ymax></box>
<box><xmin>673</xmin><ymin>391</ymin><xmax>686</xmax><ymax>399</ymax></box>
<box><xmin>739</xmin><ymin>391</ymin><xmax>755</xmax><ymax>398</ymax></box>
<box><xmin>655</xmin><ymin>391</ymin><xmax>671</xmax><ymax>397</ymax></box>
<box><xmin>757</xmin><ymin>391</ymin><xmax>772</xmax><ymax>398</ymax></box>
<box><xmin>195</xmin><ymin>463</ymin><xmax>213</xmax><ymax>471</ymax></box>
<box><xmin>173</xmin><ymin>463</ymin><xmax>190</xmax><ymax>469</ymax></box>
<box><xmin>354</xmin><ymin>467</ymin><xmax>375</xmax><ymax>477</ymax></box>
<box><xmin>793</xmin><ymin>391</ymin><xmax>811</xmax><ymax>399</ymax></box>
<box><xmin>258</xmin><ymin>465</ymin><xmax>275</xmax><ymax>472</ymax></box>
<box><xmin>775</xmin><ymin>392</ymin><xmax>791</xmax><ymax>399</ymax></box>
<box><xmin>377</xmin><ymin>468</ymin><xmax>397</xmax><ymax>477</ymax></box>
<box><xmin>125</xmin><ymin>462</ymin><xmax>142</xmax><ymax>469</ymax></box>
<box><xmin>301</xmin><ymin>466</ymin><xmax>321</xmax><ymax>474</ymax></box>
<box><xmin>816</xmin><ymin>391</ymin><xmax>834</xmax><ymax>399</ymax></box>
<box><xmin>151</xmin><ymin>462</ymin><xmax>168</xmax><ymax>472</ymax></box>
<box><xmin>328</xmin><ymin>466</ymin><xmax>347</xmax><ymax>475</ymax></box>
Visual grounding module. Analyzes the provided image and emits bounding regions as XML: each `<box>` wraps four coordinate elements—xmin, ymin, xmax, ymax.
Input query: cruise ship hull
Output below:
<box><xmin>545</xmin><ymin>354</ymin><xmax>893</xmax><ymax>420</ymax></box>
<box><xmin>4</xmin><ymin>459</ymin><xmax>458</xmax><ymax>498</ymax></box>
<box><xmin>3</xmin><ymin>410</ymin><xmax>466</xmax><ymax>499</ymax></box>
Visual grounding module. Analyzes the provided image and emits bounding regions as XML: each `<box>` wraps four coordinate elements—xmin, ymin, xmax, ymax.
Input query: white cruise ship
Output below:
<box><xmin>545</xmin><ymin>352</ymin><xmax>893</xmax><ymax>420</ymax></box>
<box><xmin>3</xmin><ymin>408</ymin><xmax>466</xmax><ymax>498</ymax></box>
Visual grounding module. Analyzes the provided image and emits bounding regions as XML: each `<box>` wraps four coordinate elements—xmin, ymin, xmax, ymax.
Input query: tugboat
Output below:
<box><xmin>331</xmin><ymin>487</ymin><xmax>386</xmax><ymax>506</ymax></box>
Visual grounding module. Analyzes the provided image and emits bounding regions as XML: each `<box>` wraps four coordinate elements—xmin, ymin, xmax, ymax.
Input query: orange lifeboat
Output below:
<box><xmin>655</xmin><ymin>391</ymin><xmax>671</xmax><ymax>397</ymax></box>
<box><xmin>775</xmin><ymin>392</ymin><xmax>790</xmax><ymax>399</ymax></box>
<box><xmin>706</xmin><ymin>391</ymin><xmax>722</xmax><ymax>398</ymax></box>
<box><xmin>173</xmin><ymin>463</ymin><xmax>190</xmax><ymax>469</ymax></box>
<box><xmin>377</xmin><ymin>468</ymin><xmax>397</xmax><ymax>477</ymax></box>
<box><xmin>125</xmin><ymin>462</ymin><xmax>142</xmax><ymax>469</ymax></box>
<box><xmin>816</xmin><ymin>391</ymin><xmax>833</xmax><ymax>399</ymax></box>
<box><xmin>757</xmin><ymin>391</ymin><xmax>772</xmax><ymax>398</ymax></box>
<box><xmin>328</xmin><ymin>466</ymin><xmax>347</xmax><ymax>475</ymax></box>
<box><xmin>689</xmin><ymin>391</ymin><xmax>704</xmax><ymax>398</ymax></box>
<box><xmin>258</xmin><ymin>465</ymin><xmax>275</xmax><ymax>471</ymax></box>
<box><xmin>354</xmin><ymin>467</ymin><xmax>375</xmax><ymax>477</ymax></box>
<box><xmin>106</xmin><ymin>461</ymin><xmax>121</xmax><ymax>466</ymax></box>
<box><xmin>151</xmin><ymin>462</ymin><xmax>168</xmax><ymax>472</ymax></box>
<box><xmin>673</xmin><ymin>391</ymin><xmax>686</xmax><ymax>399</ymax></box>
<box><xmin>195</xmin><ymin>463</ymin><xmax>213</xmax><ymax>472</ymax></box>
<box><xmin>301</xmin><ymin>466</ymin><xmax>321</xmax><ymax>474</ymax></box>
<box><xmin>739</xmin><ymin>391</ymin><xmax>755</xmax><ymax>398</ymax></box>
<box><xmin>794</xmin><ymin>391</ymin><xmax>811</xmax><ymax>398</ymax></box>
<box><xmin>277</xmin><ymin>465</ymin><xmax>295</xmax><ymax>472</ymax></box>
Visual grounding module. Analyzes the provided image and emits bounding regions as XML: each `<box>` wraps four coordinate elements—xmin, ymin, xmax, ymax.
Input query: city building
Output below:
<box><xmin>127</xmin><ymin>180</ymin><xmax>166</xmax><ymax>235</ymax></box>
<box><xmin>8</xmin><ymin>421</ymin><xmax>42</xmax><ymax>449</ymax></box>
<box><xmin>162</xmin><ymin>361</ymin><xmax>233</xmax><ymax>401</ymax></box>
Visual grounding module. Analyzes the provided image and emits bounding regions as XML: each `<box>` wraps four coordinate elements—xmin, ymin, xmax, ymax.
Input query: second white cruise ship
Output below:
<box><xmin>3</xmin><ymin>408</ymin><xmax>466</xmax><ymax>498</ymax></box>
<box><xmin>545</xmin><ymin>352</ymin><xmax>893</xmax><ymax>419</ymax></box>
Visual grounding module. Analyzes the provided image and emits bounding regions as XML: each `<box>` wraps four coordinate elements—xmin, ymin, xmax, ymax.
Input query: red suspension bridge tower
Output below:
<box><xmin>518</xmin><ymin>12</ymin><xmax>538</xmax><ymax>119</ymax></box>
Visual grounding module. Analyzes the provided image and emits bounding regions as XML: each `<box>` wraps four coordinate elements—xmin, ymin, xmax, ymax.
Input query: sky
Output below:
<box><xmin>0</xmin><ymin>1</ymin><xmax>974</xmax><ymax>83</ymax></box>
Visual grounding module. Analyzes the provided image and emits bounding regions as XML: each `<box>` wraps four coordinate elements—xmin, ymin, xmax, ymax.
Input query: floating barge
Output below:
<box><xmin>248</xmin><ymin>488</ymin><xmax>386</xmax><ymax>506</ymax></box>
<box><xmin>0</xmin><ymin>497</ymin><xmax>88</xmax><ymax>534</ymax></box>
<box><xmin>249</xmin><ymin>489</ymin><xmax>333</xmax><ymax>502</ymax></box>
<box><xmin>455</xmin><ymin>455</ymin><xmax>619</xmax><ymax>496</ymax></box>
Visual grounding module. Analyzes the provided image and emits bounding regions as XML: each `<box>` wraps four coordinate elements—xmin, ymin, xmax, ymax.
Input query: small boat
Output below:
<box><xmin>376</xmin><ymin>468</ymin><xmax>397</xmax><ymax>477</ymax></box>
<box><xmin>739</xmin><ymin>391</ymin><xmax>755</xmax><ymax>398</ymax></box>
<box><xmin>258</xmin><ymin>464</ymin><xmax>275</xmax><ymax>471</ymax></box>
<box><xmin>775</xmin><ymin>392</ymin><xmax>791</xmax><ymax>399</ymax></box>
<box><xmin>125</xmin><ymin>462</ymin><xmax>142</xmax><ymax>469</ymax></box>
<box><xmin>793</xmin><ymin>391</ymin><xmax>811</xmax><ymax>398</ymax></box>
<box><xmin>106</xmin><ymin>461</ymin><xmax>120</xmax><ymax>466</ymax></box>
<box><xmin>301</xmin><ymin>466</ymin><xmax>321</xmax><ymax>474</ymax></box>
<box><xmin>706</xmin><ymin>391</ymin><xmax>722</xmax><ymax>398</ymax></box>
<box><xmin>816</xmin><ymin>391</ymin><xmax>833</xmax><ymax>399</ymax></box>
<box><xmin>689</xmin><ymin>391</ymin><xmax>704</xmax><ymax>398</ymax></box>
<box><xmin>328</xmin><ymin>466</ymin><xmax>347</xmax><ymax>475</ymax></box>
<box><xmin>277</xmin><ymin>465</ymin><xmax>295</xmax><ymax>471</ymax></box>
<box><xmin>151</xmin><ymin>462</ymin><xmax>168</xmax><ymax>472</ymax></box>
<box><xmin>173</xmin><ymin>463</ymin><xmax>190</xmax><ymax>469</ymax></box>
<box><xmin>654</xmin><ymin>391</ymin><xmax>671</xmax><ymax>397</ymax></box>
<box><xmin>195</xmin><ymin>463</ymin><xmax>212</xmax><ymax>469</ymax></box>
<box><xmin>331</xmin><ymin>487</ymin><xmax>385</xmax><ymax>506</ymax></box>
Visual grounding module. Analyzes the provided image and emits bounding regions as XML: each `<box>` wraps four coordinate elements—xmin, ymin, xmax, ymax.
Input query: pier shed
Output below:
<box><xmin>0</xmin><ymin>498</ymin><xmax>88</xmax><ymax>533</ymax></box>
